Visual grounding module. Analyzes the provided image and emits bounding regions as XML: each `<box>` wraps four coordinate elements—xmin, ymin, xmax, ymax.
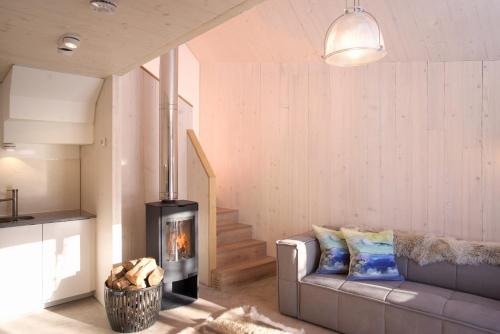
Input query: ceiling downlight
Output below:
<box><xmin>57</xmin><ymin>34</ymin><xmax>80</xmax><ymax>55</ymax></box>
<box><xmin>89</xmin><ymin>0</ymin><xmax>118</xmax><ymax>14</ymax></box>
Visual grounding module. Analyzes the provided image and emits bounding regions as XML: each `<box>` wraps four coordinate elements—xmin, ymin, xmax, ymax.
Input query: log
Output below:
<box><xmin>112</xmin><ymin>265</ymin><xmax>126</xmax><ymax>277</ymax></box>
<box><xmin>124</xmin><ymin>258</ymin><xmax>149</xmax><ymax>278</ymax></box>
<box><xmin>125</xmin><ymin>280</ymin><xmax>147</xmax><ymax>291</ymax></box>
<box><xmin>147</xmin><ymin>267</ymin><xmax>164</xmax><ymax>287</ymax></box>
<box><xmin>125</xmin><ymin>258</ymin><xmax>158</xmax><ymax>286</ymax></box>
<box><xmin>106</xmin><ymin>265</ymin><xmax>125</xmax><ymax>288</ymax></box>
<box><xmin>106</xmin><ymin>274</ymin><xmax>112</xmax><ymax>288</ymax></box>
<box><xmin>123</xmin><ymin>259</ymin><xmax>139</xmax><ymax>272</ymax></box>
<box><xmin>112</xmin><ymin>277</ymin><xmax>131</xmax><ymax>290</ymax></box>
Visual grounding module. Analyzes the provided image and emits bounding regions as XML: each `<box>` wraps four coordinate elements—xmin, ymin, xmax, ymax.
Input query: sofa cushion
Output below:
<box><xmin>312</xmin><ymin>225</ymin><xmax>350</xmax><ymax>274</ymax></box>
<box><xmin>338</xmin><ymin>294</ymin><xmax>385</xmax><ymax>334</ymax></box>
<box><xmin>299</xmin><ymin>281</ymin><xmax>340</xmax><ymax>329</ymax></box>
<box><xmin>386</xmin><ymin>281</ymin><xmax>454</xmax><ymax>315</ymax></box>
<box><xmin>407</xmin><ymin>259</ymin><xmax>457</xmax><ymax>290</ymax></box>
<box><xmin>396</xmin><ymin>256</ymin><xmax>408</xmax><ymax>277</ymax></box>
<box><xmin>442</xmin><ymin>322</ymin><xmax>492</xmax><ymax>334</ymax></box>
<box><xmin>456</xmin><ymin>264</ymin><xmax>500</xmax><ymax>301</ymax></box>
<box><xmin>300</xmin><ymin>273</ymin><xmax>345</xmax><ymax>290</ymax></box>
<box><xmin>340</xmin><ymin>280</ymin><xmax>403</xmax><ymax>301</ymax></box>
<box><xmin>443</xmin><ymin>291</ymin><xmax>500</xmax><ymax>332</ymax></box>
<box><xmin>342</xmin><ymin>228</ymin><xmax>404</xmax><ymax>281</ymax></box>
<box><xmin>385</xmin><ymin>305</ymin><xmax>442</xmax><ymax>334</ymax></box>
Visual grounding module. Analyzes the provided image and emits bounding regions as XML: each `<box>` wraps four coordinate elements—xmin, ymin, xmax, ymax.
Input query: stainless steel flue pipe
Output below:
<box><xmin>159</xmin><ymin>48</ymin><xmax>179</xmax><ymax>201</ymax></box>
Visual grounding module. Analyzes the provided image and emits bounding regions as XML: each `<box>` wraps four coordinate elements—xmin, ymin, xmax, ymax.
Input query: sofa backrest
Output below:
<box><xmin>396</xmin><ymin>256</ymin><xmax>500</xmax><ymax>301</ymax></box>
<box><xmin>317</xmin><ymin>226</ymin><xmax>500</xmax><ymax>300</ymax></box>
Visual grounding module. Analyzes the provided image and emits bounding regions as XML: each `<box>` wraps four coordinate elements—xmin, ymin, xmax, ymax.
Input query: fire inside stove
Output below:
<box><xmin>176</xmin><ymin>233</ymin><xmax>189</xmax><ymax>254</ymax></box>
<box><xmin>165</xmin><ymin>218</ymin><xmax>195</xmax><ymax>262</ymax></box>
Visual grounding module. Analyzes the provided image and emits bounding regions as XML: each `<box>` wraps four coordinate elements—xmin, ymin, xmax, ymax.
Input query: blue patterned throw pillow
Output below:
<box><xmin>341</xmin><ymin>228</ymin><xmax>404</xmax><ymax>281</ymax></box>
<box><xmin>312</xmin><ymin>225</ymin><xmax>350</xmax><ymax>274</ymax></box>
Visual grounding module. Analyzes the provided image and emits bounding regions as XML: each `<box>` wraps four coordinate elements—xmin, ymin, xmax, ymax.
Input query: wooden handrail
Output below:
<box><xmin>187</xmin><ymin>130</ymin><xmax>215</xmax><ymax>178</ymax></box>
<box><xmin>186</xmin><ymin>129</ymin><xmax>216</xmax><ymax>286</ymax></box>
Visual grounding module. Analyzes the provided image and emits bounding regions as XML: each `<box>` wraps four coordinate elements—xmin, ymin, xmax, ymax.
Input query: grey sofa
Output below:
<box><xmin>276</xmin><ymin>232</ymin><xmax>500</xmax><ymax>334</ymax></box>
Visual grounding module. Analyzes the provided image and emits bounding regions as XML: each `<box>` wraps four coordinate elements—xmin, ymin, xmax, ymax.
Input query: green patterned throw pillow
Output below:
<box><xmin>312</xmin><ymin>225</ymin><xmax>350</xmax><ymax>274</ymax></box>
<box><xmin>341</xmin><ymin>228</ymin><xmax>403</xmax><ymax>281</ymax></box>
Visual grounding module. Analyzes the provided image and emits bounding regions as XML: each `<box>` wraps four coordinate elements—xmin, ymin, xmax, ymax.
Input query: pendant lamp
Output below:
<box><xmin>324</xmin><ymin>0</ymin><xmax>386</xmax><ymax>67</ymax></box>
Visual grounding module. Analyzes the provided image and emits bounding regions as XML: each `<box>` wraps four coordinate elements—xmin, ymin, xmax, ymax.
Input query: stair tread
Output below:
<box><xmin>217</xmin><ymin>207</ymin><xmax>238</xmax><ymax>214</ymax></box>
<box><xmin>215</xmin><ymin>256</ymin><xmax>275</xmax><ymax>273</ymax></box>
<box><xmin>217</xmin><ymin>239</ymin><xmax>266</xmax><ymax>252</ymax></box>
<box><xmin>217</xmin><ymin>223</ymin><xmax>252</xmax><ymax>233</ymax></box>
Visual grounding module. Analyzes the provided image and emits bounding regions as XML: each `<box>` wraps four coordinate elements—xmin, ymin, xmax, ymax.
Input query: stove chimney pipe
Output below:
<box><xmin>159</xmin><ymin>48</ymin><xmax>178</xmax><ymax>201</ymax></box>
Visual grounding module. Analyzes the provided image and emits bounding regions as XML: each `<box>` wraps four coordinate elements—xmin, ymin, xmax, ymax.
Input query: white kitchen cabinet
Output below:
<box><xmin>42</xmin><ymin>218</ymin><xmax>96</xmax><ymax>304</ymax></box>
<box><xmin>0</xmin><ymin>224</ymin><xmax>43</xmax><ymax>321</ymax></box>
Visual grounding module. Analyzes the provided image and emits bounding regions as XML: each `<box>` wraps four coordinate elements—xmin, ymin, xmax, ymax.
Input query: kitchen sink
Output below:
<box><xmin>0</xmin><ymin>215</ymin><xmax>34</xmax><ymax>223</ymax></box>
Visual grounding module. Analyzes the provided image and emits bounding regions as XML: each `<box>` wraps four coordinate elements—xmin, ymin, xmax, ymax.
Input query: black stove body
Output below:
<box><xmin>146</xmin><ymin>200</ymin><xmax>198</xmax><ymax>309</ymax></box>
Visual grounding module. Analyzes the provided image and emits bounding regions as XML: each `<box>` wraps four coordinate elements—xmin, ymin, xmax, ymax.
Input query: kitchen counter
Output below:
<box><xmin>0</xmin><ymin>210</ymin><xmax>96</xmax><ymax>228</ymax></box>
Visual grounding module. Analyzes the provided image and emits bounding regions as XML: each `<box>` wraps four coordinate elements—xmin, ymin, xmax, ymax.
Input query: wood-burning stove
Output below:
<box><xmin>148</xmin><ymin>48</ymin><xmax>199</xmax><ymax>309</ymax></box>
<box><xmin>146</xmin><ymin>200</ymin><xmax>198</xmax><ymax>309</ymax></box>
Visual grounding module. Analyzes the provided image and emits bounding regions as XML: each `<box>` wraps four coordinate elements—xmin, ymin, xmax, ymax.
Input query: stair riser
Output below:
<box><xmin>217</xmin><ymin>227</ymin><xmax>252</xmax><ymax>246</ymax></box>
<box><xmin>217</xmin><ymin>211</ymin><xmax>239</xmax><ymax>226</ymax></box>
<box><xmin>217</xmin><ymin>243</ymin><xmax>267</xmax><ymax>268</ymax></box>
<box><xmin>212</xmin><ymin>261</ymin><xmax>276</xmax><ymax>289</ymax></box>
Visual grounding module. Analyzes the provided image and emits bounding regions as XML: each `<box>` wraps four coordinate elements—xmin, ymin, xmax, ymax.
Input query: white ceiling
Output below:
<box><xmin>0</xmin><ymin>0</ymin><xmax>262</xmax><ymax>79</ymax></box>
<box><xmin>188</xmin><ymin>0</ymin><xmax>500</xmax><ymax>63</ymax></box>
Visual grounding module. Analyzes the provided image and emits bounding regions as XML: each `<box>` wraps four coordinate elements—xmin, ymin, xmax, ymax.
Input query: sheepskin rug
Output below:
<box><xmin>394</xmin><ymin>231</ymin><xmax>500</xmax><ymax>266</ymax></box>
<box><xmin>179</xmin><ymin>306</ymin><xmax>304</xmax><ymax>334</ymax></box>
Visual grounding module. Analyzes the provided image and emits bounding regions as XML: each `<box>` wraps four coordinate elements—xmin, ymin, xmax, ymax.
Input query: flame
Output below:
<box><xmin>176</xmin><ymin>232</ymin><xmax>189</xmax><ymax>255</ymax></box>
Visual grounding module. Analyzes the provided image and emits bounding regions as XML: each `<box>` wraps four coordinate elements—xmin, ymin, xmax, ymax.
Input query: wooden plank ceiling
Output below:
<box><xmin>0</xmin><ymin>0</ymin><xmax>262</xmax><ymax>79</ymax></box>
<box><xmin>188</xmin><ymin>0</ymin><xmax>500</xmax><ymax>63</ymax></box>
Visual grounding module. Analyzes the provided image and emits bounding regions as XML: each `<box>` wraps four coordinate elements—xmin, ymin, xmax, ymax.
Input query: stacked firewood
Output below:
<box><xmin>106</xmin><ymin>258</ymin><xmax>165</xmax><ymax>291</ymax></box>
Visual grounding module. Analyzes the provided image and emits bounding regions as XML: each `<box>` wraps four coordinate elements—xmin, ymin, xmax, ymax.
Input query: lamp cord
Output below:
<box><xmin>347</xmin><ymin>0</ymin><xmax>361</xmax><ymax>9</ymax></box>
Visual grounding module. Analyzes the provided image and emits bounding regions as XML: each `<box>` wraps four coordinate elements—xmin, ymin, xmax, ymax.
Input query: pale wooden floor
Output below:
<box><xmin>0</xmin><ymin>276</ymin><xmax>335</xmax><ymax>333</ymax></box>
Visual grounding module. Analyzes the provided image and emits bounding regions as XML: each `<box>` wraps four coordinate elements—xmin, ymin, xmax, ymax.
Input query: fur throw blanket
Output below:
<box><xmin>394</xmin><ymin>231</ymin><xmax>500</xmax><ymax>266</ymax></box>
<box><xmin>179</xmin><ymin>306</ymin><xmax>304</xmax><ymax>334</ymax></box>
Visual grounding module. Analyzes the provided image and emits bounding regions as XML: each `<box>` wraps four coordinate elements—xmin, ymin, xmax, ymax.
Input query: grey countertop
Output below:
<box><xmin>0</xmin><ymin>210</ymin><xmax>96</xmax><ymax>228</ymax></box>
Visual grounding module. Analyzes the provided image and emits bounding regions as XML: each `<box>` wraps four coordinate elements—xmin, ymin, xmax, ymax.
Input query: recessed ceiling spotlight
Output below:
<box><xmin>89</xmin><ymin>0</ymin><xmax>118</xmax><ymax>14</ymax></box>
<box><xmin>57</xmin><ymin>34</ymin><xmax>80</xmax><ymax>55</ymax></box>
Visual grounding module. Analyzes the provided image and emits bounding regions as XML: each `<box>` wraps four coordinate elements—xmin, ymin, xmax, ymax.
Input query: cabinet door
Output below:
<box><xmin>0</xmin><ymin>224</ymin><xmax>43</xmax><ymax>320</ymax></box>
<box><xmin>42</xmin><ymin>219</ymin><xmax>96</xmax><ymax>303</ymax></box>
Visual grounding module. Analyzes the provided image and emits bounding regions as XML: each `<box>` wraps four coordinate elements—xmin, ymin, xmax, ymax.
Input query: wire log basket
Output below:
<box><xmin>104</xmin><ymin>283</ymin><xmax>162</xmax><ymax>333</ymax></box>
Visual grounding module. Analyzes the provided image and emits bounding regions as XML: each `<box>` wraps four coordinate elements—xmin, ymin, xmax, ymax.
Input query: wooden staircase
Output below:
<box><xmin>212</xmin><ymin>207</ymin><xmax>275</xmax><ymax>289</ymax></box>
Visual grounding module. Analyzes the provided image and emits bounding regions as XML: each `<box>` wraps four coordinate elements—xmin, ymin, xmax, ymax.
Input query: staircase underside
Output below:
<box><xmin>212</xmin><ymin>207</ymin><xmax>276</xmax><ymax>289</ymax></box>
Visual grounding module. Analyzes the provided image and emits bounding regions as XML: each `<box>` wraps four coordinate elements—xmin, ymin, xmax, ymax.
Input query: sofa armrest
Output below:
<box><xmin>277</xmin><ymin>232</ymin><xmax>320</xmax><ymax>281</ymax></box>
<box><xmin>276</xmin><ymin>232</ymin><xmax>320</xmax><ymax>317</ymax></box>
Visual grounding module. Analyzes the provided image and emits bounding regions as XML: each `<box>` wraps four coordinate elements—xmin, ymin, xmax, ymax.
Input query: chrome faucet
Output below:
<box><xmin>0</xmin><ymin>189</ymin><xmax>18</xmax><ymax>217</ymax></box>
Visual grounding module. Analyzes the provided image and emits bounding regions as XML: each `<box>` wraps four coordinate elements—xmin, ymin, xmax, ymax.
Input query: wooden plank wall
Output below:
<box><xmin>199</xmin><ymin>61</ymin><xmax>500</xmax><ymax>256</ymax></box>
<box><xmin>117</xmin><ymin>68</ymin><xmax>160</xmax><ymax>262</ymax></box>
<box><xmin>81</xmin><ymin>76</ymin><xmax>121</xmax><ymax>304</ymax></box>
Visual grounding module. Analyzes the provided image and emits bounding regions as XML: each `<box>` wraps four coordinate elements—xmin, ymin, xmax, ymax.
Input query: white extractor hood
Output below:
<box><xmin>0</xmin><ymin>65</ymin><xmax>103</xmax><ymax>145</ymax></box>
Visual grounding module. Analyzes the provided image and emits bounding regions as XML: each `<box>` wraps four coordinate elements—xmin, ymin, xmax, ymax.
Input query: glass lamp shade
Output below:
<box><xmin>324</xmin><ymin>7</ymin><xmax>386</xmax><ymax>67</ymax></box>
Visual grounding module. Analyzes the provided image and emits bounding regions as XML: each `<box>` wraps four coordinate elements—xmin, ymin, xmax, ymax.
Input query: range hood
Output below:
<box><xmin>0</xmin><ymin>65</ymin><xmax>103</xmax><ymax>145</ymax></box>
